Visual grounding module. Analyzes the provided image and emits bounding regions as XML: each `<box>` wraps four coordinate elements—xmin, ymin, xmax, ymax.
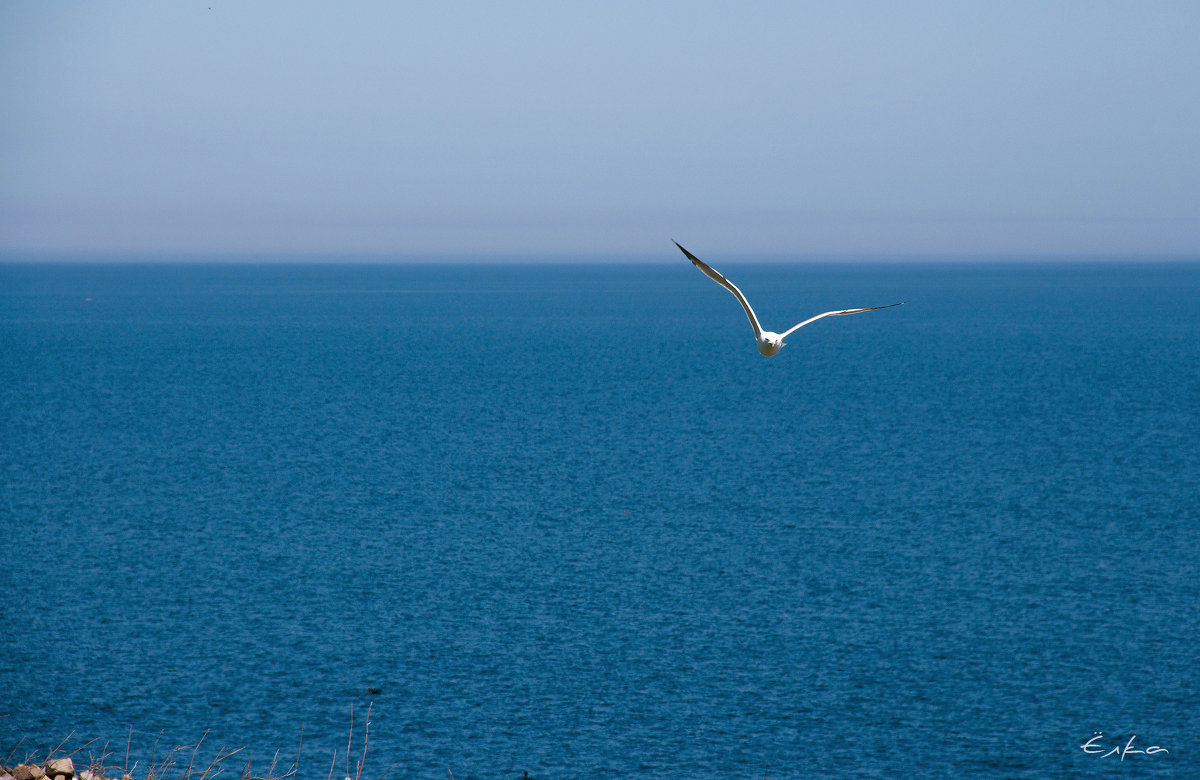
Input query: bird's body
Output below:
<box><xmin>674</xmin><ymin>241</ymin><xmax>902</xmax><ymax>356</ymax></box>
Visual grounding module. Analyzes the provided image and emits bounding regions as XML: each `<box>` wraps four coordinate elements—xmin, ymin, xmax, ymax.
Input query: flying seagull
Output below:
<box><xmin>674</xmin><ymin>240</ymin><xmax>902</xmax><ymax>356</ymax></box>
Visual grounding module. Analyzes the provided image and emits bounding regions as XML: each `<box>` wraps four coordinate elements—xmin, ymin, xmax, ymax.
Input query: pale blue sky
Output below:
<box><xmin>2</xmin><ymin>1</ymin><xmax>1198</xmax><ymax>258</ymax></box>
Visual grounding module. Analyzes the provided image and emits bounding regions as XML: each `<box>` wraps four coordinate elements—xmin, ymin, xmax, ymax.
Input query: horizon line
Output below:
<box><xmin>3</xmin><ymin>249</ymin><xmax>1200</xmax><ymax>265</ymax></box>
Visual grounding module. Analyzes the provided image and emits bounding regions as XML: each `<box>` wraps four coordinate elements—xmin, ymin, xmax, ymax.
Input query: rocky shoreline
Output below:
<box><xmin>2</xmin><ymin>759</ymin><xmax>128</xmax><ymax>780</ymax></box>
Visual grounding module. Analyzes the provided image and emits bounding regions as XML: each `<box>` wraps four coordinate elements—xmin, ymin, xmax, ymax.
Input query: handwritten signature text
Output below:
<box><xmin>1081</xmin><ymin>733</ymin><xmax>1169</xmax><ymax>760</ymax></box>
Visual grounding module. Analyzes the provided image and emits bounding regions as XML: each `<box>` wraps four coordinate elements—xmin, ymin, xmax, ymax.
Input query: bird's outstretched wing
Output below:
<box><xmin>673</xmin><ymin>240</ymin><xmax>763</xmax><ymax>339</ymax></box>
<box><xmin>779</xmin><ymin>302</ymin><xmax>903</xmax><ymax>339</ymax></box>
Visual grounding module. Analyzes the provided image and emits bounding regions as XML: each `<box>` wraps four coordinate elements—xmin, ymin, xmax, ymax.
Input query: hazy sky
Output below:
<box><xmin>2</xmin><ymin>1</ymin><xmax>1198</xmax><ymax>258</ymax></box>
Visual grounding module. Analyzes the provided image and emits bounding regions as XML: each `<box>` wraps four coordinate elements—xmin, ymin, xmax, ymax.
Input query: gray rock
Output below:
<box><xmin>45</xmin><ymin>761</ymin><xmax>74</xmax><ymax>779</ymax></box>
<box><xmin>13</xmin><ymin>766</ymin><xmax>45</xmax><ymax>780</ymax></box>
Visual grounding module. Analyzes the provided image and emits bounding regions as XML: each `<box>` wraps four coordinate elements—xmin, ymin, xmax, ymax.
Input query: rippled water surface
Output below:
<box><xmin>2</xmin><ymin>261</ymin><xmax>1199</xmax><ymax>778</ymax></box>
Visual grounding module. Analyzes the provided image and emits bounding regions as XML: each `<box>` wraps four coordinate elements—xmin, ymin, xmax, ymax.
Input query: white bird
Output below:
<box><xmin>674</xmin><ymin>240</ymin><xmax>903</xmax><ymax>356</ymax></box>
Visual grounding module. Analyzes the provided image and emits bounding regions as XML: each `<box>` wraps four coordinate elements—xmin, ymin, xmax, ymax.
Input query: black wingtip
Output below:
<box><xmin>672</xmin><ymin>240</ymin><xmax>700</xmax><ymax>264</ymax></box>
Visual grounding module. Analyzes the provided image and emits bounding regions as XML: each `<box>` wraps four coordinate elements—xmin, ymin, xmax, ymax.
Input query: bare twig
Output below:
<box><xmin>5</xmin><ymin>736</ymin><xmax>26</xmax><ymax>766</ymax></box>
<box><xmin>344</xmin><ymin>707</ymin><xmax>353</xmax><ymax>780</ymax></box>
<box><xmin>147</xmin><ymin>743</ymin><xmax>185</xmax><ymax>780</ymax></box>
<box><xmin>48</xmin><ymin>730</ymin><xmax>76</xmax><ymax>759</ymax></box>
<box><xmin>145</xmin><ymin>730</ymin><xmax>164</xmax><ymax>780</ymax></box>
<box><xmin>354</xmin><ymin>704</ymin><xmax>371</xmax><ymax>780</ymax></box>
<box><xmin>288</xmin><ymin>722</ymin><xmax>303</xmax><ymax>780</ymax></box>
<box><xmin>90</xmin><ymin>739</ymin><xmax>114</xmax><ymax>780</ymax></box>
<box><xmin>184</xmin><ymin>731</ymin><xmax>209</xmax><ymax>780</ymax></box>
<box><xmin>197</xmin><ymin>745</ymin><xmax>243</xmax><ymax>780</ymax></box>
<box><xmin>66</xmin><ymin>737</ymin><xmax>100</xmax><ymax>759</ymax></box>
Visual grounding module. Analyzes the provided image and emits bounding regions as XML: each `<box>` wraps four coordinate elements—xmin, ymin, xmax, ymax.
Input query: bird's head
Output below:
<box><xmin>757</xmin><ymin>333</ymin><xmax>784</xmax><ymax>356</ymax></box>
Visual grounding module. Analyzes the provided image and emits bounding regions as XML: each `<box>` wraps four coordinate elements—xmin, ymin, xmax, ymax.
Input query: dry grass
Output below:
<box><xmin>3</xmin><ymin>706</ymin><xmax>395</xmax><ymax>780</ymax></box>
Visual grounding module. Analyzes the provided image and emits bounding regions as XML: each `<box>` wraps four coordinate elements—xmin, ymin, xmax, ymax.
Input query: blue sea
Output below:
<box><xmin>2</xmin><ymin>260</ymin><xmax>1198</xmax><ymax>779</ymax></box>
